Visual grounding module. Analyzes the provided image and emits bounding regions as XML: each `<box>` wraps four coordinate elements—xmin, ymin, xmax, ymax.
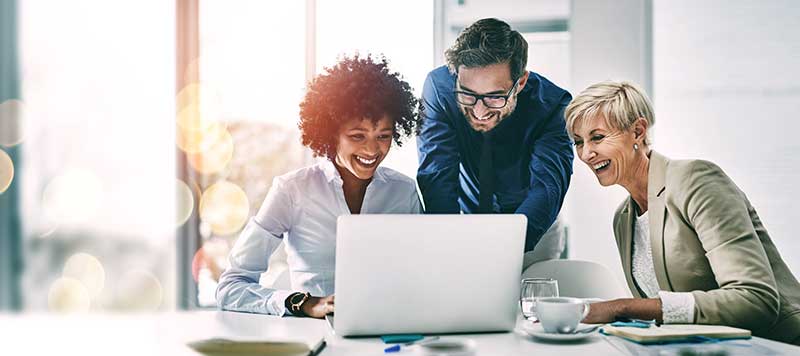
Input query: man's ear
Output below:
<box><xmin>516</xmin><ymin>71</ymin><xmax>530</xmax><ymax>92</ymax></box>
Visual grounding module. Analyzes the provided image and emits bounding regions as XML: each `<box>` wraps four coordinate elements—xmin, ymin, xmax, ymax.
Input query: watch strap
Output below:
<box><xmin>285</xmin><ymin>292</ymin><xmax>310</xmax><ymax>316</ymax></box>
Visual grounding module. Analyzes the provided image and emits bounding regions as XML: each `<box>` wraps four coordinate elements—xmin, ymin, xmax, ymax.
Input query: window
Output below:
<box><xmin>316</xmin><ymin>0</ymin><xmax>434</xmax><ymax>178</ymax></box>
<box><xmin>523</xmin><ymin>31</ymin><xmax>571</xmax><ymax>92</ymax></box>
<box><xmin>17</xmin><ymin>0</ymin><xmax>175</xmax><ymax>312</ymax></box>
<box><xmin>187</xmin><ymin>0</ymin><xmax>433</xmax><ymax>308</ymax></box>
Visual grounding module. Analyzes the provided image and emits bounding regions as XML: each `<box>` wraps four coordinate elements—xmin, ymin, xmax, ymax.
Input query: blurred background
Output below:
<box><xmin>0</xmin><ymin>0</ymin><xmax>798</xmax><ymax>313</ymax></box>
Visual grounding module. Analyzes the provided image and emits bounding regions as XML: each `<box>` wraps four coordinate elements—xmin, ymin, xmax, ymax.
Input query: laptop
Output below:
<box><xmin>331</xmin><ymin>214</ymin><xmax>526</xmax><ymax>336</ymax></box>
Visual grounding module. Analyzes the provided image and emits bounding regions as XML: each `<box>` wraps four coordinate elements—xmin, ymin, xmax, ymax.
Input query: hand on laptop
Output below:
<box><xmin>301</xmin><ymin>295</ymin><xmax>335</xmax><ymax>319</ymax></box>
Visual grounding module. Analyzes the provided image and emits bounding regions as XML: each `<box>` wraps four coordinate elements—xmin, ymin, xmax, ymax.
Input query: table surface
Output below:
<box><xmin>0</xmin><ymin>311</ymin><xmax>797</xmax><ymax>355</ymax></box>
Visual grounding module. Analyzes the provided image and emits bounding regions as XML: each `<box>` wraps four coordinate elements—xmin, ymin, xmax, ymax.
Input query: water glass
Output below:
<box><xmin>519</xmin><ymin>278</ymin><xmax>558</xmax><ymax>321</ymax></box>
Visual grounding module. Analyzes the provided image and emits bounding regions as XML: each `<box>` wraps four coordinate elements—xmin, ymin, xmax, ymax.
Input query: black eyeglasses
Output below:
<box><xmin>453</xmin><ymin>80</ymin><xmax>519</xmax><ymax>109</ymax></box>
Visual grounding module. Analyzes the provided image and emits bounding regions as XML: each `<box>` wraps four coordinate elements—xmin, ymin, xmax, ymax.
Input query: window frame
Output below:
<box><xmin>175</xmin><ymin>0</ymin><xmax>319</xmax><ymax>310</ymax></box>
<box><xmin>0</xmin><ymin>0</ymin><xmax>23</xmax><ymax>312</ymax></box>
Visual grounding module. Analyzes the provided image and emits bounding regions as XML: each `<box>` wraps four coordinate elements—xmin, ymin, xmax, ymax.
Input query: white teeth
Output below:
<box><xmin>593</xmin><ymin>160</ymin><xmax>610</xmax><ymax>170</ymax></box>
<box><xmin>356</xmin><ymin>156</ymin><xmax>377</xmax><ymax>165</ymax></box>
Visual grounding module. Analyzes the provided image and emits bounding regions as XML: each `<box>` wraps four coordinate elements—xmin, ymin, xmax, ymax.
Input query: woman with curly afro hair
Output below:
<box><xmin>216</xmin><ymin>55</ymin><xmax>423</xmax><ymax>319</ymax></box>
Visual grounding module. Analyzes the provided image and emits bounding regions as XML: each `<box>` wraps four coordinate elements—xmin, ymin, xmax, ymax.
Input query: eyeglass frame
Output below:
<box><xmin>453</xmin><ymin>79</ymin><xmax>520</xmax><ymax>109</ymax></box>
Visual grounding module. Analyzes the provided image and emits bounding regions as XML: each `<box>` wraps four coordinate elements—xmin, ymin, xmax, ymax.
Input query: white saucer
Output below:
<box><xmin>521</xmin><ymin>322</ymin><xmax>598</xmax><ymax>342</ymax></box>
<box><xmin>415</xmin><ymin>338</ymin><xmax>477</xmax><ymax>356</ymax></box>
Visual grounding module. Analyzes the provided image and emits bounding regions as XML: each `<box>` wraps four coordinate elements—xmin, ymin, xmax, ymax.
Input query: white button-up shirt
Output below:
<box><xmin>216</xmin><ymin>160</ymin><xmax>423</xmax><ymax>316</ymax></box>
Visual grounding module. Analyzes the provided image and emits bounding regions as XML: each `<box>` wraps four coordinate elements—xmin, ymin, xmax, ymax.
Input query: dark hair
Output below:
<box><xmin>298</xmin><ymin>54</ymin><xmax>421</xmax><ymax>159</ymax></box>
<box><xmin>445</xmin><ymin>18</ymin><xmax>528</xmax><ymax>82</ymax></box>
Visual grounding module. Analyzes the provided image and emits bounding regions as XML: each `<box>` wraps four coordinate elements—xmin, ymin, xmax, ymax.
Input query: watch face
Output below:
<box><xmin>289</xmin><ymin>293</ymin><xmax>306</xmax><ymax>308</ymax></box>
<box><xmin>290</xmin><ymin>293</ymin><xmax>305</xmax><ymax>304</ymax></box>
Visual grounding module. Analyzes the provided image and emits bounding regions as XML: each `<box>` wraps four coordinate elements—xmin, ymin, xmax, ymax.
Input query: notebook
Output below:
<box><xmin>601</xmin><ymin>324</ymin><xmax>751</xmax><ymax>344</ymax></box>
<box><xmin>187</xmin><ymin>335</ymin><xmax>326</xmax><ymax>356</ymax></box>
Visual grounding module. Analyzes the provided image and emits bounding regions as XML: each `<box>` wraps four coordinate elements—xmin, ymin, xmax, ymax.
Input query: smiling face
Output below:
<box><xmin>456</xmin><ymin>63</ymin><xmax>528</xmax><ymax>132</ymax></box>
<box><xmin>572</xmin><ymin>115</ymin><xmax>643</xmax><ymax>187</ymax></box>
<box><xmin>334</xmin><ymin>116</ymin><xmax>394</xmax><ymax>180</ymax></box>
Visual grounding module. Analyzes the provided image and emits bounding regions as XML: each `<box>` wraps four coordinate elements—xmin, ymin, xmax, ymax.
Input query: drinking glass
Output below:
<box><xmin>519</xmin><ymin>278</ymin><xmax>559</xmax><ymax>321</ymax></box>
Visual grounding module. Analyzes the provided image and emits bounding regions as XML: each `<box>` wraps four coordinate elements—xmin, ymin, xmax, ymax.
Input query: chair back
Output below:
<box><xmin>521</xmin><ymin>259</ymin><xmax>629</xmax><ymax>300</ymax></box>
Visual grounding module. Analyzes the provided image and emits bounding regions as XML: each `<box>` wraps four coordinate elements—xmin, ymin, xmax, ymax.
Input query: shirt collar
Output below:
<box><xmin>320</xmin><ymin>159</ymin><xmax>387</xmax><ymax>185</ymax></box>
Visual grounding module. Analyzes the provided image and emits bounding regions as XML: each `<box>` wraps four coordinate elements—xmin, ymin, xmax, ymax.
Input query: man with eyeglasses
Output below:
<box><xmin>417</xmin><ymin>18</ymin><xmax>573</xmax><ymax>258</ymax></box>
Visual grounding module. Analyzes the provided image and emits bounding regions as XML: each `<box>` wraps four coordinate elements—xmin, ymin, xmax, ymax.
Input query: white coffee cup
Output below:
<box><xmin>535</xmin><ymin>297</ymin><xmax>590</xmax><ymax>334</ymax></box>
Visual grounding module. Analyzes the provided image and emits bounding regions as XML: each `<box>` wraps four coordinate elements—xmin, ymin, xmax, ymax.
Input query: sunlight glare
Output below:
<box><xmin>0</xmin><ymin>149</ymin><xmax>13</xmax><ymax>193</ymax></box>
<box><xmin>199</xmin><ymin>181</ymin><xmax>250</xmax><ymax>236</ymax></box>
<box><xmin>42</xmin><ymin>169</ymin><xmax>103</xmax><ymax>226</ymax></box>
<box><xmin>62</xmin><ymin>253</ymin><xmax>106</xmax><ymax>299</ymax></box>
<box><xmin>187</xmin><ymin>128</ymin><xmax>234</xmax><ymax>174</ymax></box>
<box><xmin>48</xmin><ymin>277</ymin><xmax>91</xmax><ymax>313</ymax></box>
<box><xmin>0</xmin><ymin>99</ymin><xmax>25</xmax><ymax>146</ymax></box>
<box><xmin>176</xmin><ymin>179</ymin><xmax>195</xmax><ymax>227</ymax></box>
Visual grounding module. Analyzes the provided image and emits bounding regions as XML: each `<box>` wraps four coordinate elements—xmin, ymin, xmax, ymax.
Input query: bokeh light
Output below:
<box><xmin>191</xmin><ymin>248</ymin><xmax>207</xmax><ymax>283</ymax></box>
<box><xmin>187</xmin><ymin>128</ymin><xmax>234</xmax><ymax>174</ymax></box>
<box><xmin>48</xmin><ymin>277</ymin><xmax>91</xmax><ymax>313</ymax></box>
<box><xmin>62</xmin><ymin>253</ymin><xmax>106</xmax><ymax>298</ymax></box>
<box><xmin>199</xmin><ymin>220</ymin><xmax>213</xmax><ymax>239</ymax></box>
<box><xmin>191</xmin><ymin>238</ymin><xmax>230</xmax><ymax>282</ymax></box>
<box><xmin>115</xmin><ymin>270</ymin><xmax>163</xmax><ymax>312</ymax></box>
<box><xmin>175</xmin><ymin>104</ymin><xmax>228</xmax><ymax>154</ymax></box>
<box><xmin>199</xmin><ymin>181</ymin><xmax>250</xmax><ymax>236</ymax></box>
<box><xmin>176</xmin><ymin>179</ymin><xmax>195</xmax><ymax>227</ymax></box>
<box><xmin>176</xmin><ymin>82</ymin><xmax>201</xmax><ymax>112</ymax></box>
<box><xmin>176</xmin><ymin>81</ymin><xmax>220</xmax><ymax>113</ymax></box>
<box><xmin>42</xmin><ymin>169</ymin><xmax>103</xmax><ymax>226</ymax></box>
<box><xmin>175</xmin><ymin>82</ymin><xmax>226</xmax><ymax>156</ymax></box>
<box><xmin>0</xmin><ymin>149</ymin><xmax>13</xmax><ymax>193</ymax></box>
<box><xmin>0</xmin><ymin>99</ymin><xmax>25</xmax><ymax>147</ymax></box>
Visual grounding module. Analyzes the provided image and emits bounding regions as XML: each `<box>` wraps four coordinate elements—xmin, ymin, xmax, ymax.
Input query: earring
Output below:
<box><xmin>633</xmin><ymin>143</ymin><xmax>639</xmax><ymax>150</ymax></box>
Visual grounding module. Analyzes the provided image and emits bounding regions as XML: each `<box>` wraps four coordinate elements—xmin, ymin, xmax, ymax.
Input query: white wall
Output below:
<box><xmin>437</xmin><ymin>0</ymin><xmax>570</xmax><ymax>66</ymax></box>
<box><xmin>444</xmin><ymin>0</ymin><xmax>569</xmax><ymax>25</ymax></box>
<box><xmin>567</xmin><ymin>0</ymin><xmax>651</xmax><ymax>292</ymax></box>
<box><xmin>651</xmin><ymin>0</ymin><xmax>800</xmax><ymax>274</ymax></box>
<box><xmin>567</xmin><ymin>0</ymin><xmax>800</xmax><ymax>285</ymax></box>
<box><xmin>438</xmin><ymin>0</ymin><xmax>800</xmax><ymax>282</ymax></box>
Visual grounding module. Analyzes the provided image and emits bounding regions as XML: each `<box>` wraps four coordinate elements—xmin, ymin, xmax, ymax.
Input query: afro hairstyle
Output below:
<box><xmin>298</xmin><ymin>54</ymin><xmax>421</xmax><ymax>159</ymax></box>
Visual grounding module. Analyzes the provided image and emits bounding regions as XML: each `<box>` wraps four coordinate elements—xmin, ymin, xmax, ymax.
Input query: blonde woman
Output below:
<box><xmin>565</xmin><ymin>80</ymin><xmax>800</xmax><ymax>345</ymax></box>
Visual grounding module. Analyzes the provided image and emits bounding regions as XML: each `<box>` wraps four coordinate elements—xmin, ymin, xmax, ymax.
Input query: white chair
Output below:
<box><xmin>521</xmin><ymin>259</ymin><xmax>629</xmax><ymax>300</ymax></box>
<box><xmin>522</xmin><ymin>216</ymin><xmax>567</xmax><ymax>270</ymax></box>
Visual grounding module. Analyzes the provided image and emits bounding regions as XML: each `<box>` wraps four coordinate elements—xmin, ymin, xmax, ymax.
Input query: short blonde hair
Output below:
<box><xmin>565</xmin><ymin>81</ymin><xmax>655</xmax><ymax>145</ymax></box>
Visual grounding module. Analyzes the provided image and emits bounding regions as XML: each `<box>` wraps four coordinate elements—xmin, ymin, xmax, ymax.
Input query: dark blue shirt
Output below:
<box><xmin>416</xmin><ymin>66</ymin><xmax>574</xmax><ymax>252</ymax></box>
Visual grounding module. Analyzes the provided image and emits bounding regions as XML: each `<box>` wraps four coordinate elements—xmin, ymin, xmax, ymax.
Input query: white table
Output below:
<box><xmin>0</xmin><ymin>311</ymin><xmax>797</xmax><ymax>355</ymax></box>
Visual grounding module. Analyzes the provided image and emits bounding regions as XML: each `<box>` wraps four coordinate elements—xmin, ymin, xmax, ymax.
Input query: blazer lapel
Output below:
<box><xmin>648</xmin><ymin>150</ymin><xmax>672</xmax><ymax>291</ymax></box>
<box><xmin>617</xmin><ymin>197</ymin><xmax>643</xmax><ymax>298</ymax></box>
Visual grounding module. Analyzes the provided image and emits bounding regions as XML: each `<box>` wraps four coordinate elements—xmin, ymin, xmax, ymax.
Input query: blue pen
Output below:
<box><xmin>383</xmin><ymin>336</ymin><xmax>440</xmax><ymax>353</ymax></box>
<box><xmin>612</xmin><ymin>317</ymin><xmax>660</xmax><ymax>328</ymax></box>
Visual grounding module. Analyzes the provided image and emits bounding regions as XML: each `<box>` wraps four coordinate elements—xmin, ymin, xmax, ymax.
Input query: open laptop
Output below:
<box><xmin>330</xmin><ymin>214</ymin><xmax>526</xmax><ymax>336</ymax></box>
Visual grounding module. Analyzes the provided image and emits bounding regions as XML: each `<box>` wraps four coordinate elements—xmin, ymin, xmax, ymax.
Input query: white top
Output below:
<box><xmin>215</xmin><ymin>160</ymin><xmax>423</xmax><ymax>316</ymax></box>
<box><xmin>632</xmin><ymin>212</ymin><xmax>696</xmax><ymax>324</ymax></box>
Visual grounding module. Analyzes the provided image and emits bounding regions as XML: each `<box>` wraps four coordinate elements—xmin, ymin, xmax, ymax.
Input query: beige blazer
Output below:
<box><xmin>612</xmin><ymin>150</ymin><xmax>800</xmax><ymax>345</ymax></box>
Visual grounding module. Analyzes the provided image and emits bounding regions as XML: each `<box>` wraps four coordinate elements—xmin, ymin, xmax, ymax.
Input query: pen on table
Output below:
<box><xmin>613</xmin><ymin>317</ymin><xmax>660</xmax><ymax>327</ymax></box>
<box><xmin>383</xmin><ymin>336</ymin><xmax>440</xmax><ymax>353</ymax></box>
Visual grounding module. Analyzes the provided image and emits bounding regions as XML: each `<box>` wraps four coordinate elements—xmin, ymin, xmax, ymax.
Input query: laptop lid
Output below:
<box><xmin>333</xmin><ymin>214</ymin><xmax>526</xmax><ymax>336</ymax></box>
